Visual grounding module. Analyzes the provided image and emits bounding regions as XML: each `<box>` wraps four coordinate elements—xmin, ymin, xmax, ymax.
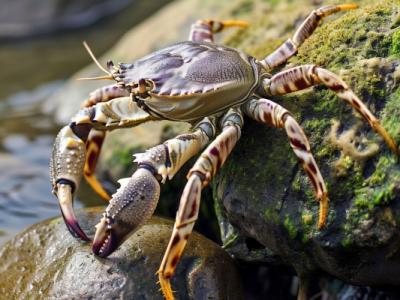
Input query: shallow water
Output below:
<box><xmin>0</xmin><ymin>0</ymin><xmax>171</xmax><ymax>245</ymax></box>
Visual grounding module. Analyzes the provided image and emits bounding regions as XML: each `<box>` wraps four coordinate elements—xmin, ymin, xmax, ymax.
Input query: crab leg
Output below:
<box><xmin>50</xmin><ymin>97</ymin><xmax>154</xmax><ymax>241</ymax></box>
<box><xmin>92</xmin><ymin>117</ymin><xmax>215</xmax><ymax>257</ymax></box>
<box><xmin>189</xmin><ymin>19</ymin><xmax>248</xmax><ymax>42</ymax></box>
<box><xmin>243</xmin><ymin>98</ymin><xmax>328</xmax><ymax>228</ymax></box>
<box><xmin>157</xmin><ymin>108</ymin><xmax>243</xmax><ymax>300</ymax></box>
<box><xmin>81</xmin><ymin>85</ymin><xmax>129</xmax><ymax>200</ymax></box>
<box><xmin>263</xmin><ymin>65</ymin><xmax>398</xmax><ymax>155</ymax></box>
<box><xmin>260</xmin><ymin>4</ymin><xmax>358</xmax><ymax>71</ymax></box>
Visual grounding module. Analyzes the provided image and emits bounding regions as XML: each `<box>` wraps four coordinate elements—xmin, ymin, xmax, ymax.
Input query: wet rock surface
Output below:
<box><xmin>0</xmin><ymin>207</ymin><xmax>243</xmax><ymax>299</ymax></box>
<box><xmin>215</xmin><ymin>0</ymin><xmax>400</xmax><ymax>287</ymax></box>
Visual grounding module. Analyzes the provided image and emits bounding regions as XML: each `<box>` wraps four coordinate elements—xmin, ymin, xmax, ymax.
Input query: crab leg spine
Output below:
<box><xmin>264</xmin><ymin>65</ymin><xmax>398</xmax><ymax>155</ymax></box>
<box><xmin>244</xmin><ymin>99</ymin><xmax>328</xmax><ymax>228</ymax></box>
<box><xmin>157</xmin><ymin>108</ymin><xmax>243</xmax><ymax>300</ymax></box>
<box><xmin>261</xmin><ymin>4</ymin><xmax>358</xmax><ymax>70</ymax></box>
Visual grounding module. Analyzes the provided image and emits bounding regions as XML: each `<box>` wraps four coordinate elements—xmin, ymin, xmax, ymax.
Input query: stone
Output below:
<box><xmin>0</xmin><ymin>207</ymin><xmax>243</xmax><ymax>299</ymax></box>
<box><xmin>214</xmin><ymin>0</ymin><xmax>400</xmax><ymax>287</ymax></box>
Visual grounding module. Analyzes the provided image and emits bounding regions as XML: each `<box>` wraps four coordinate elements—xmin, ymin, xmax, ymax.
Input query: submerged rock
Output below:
<box><xmin>215</xmin><ymin>0</ymin><xmax>400</xmax><ymax>287</ymax></box>
<box><xmin>0</xmin><ymin>207</ymin><xmax>243</xmax><ymax>299</ymax></box>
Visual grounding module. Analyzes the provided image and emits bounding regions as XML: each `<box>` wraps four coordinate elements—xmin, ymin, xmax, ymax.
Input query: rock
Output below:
<box><xmin>0</xmin><ymin>207</ymin><xmax>243</xmax><ymax>299</ymax></box>
<box><xmin>215</xmin><ymin>0</ymin><xmax>400</xmax><ymax>287</ymax></box>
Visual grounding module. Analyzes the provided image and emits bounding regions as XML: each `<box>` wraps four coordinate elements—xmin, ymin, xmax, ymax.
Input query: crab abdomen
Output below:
<box><xmin>118</xmin><ymin>41</ymin><xmax>260</xmax><ymax>121</ymax></box>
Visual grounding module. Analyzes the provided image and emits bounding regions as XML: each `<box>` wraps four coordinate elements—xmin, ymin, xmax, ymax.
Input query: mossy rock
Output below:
<box><xmin>215</xmin><ymin>0</ymin><xmax>400</xmax><ymax>286</ymax></box>
<box><xmin>0</xmin><ymin>207</ymin><xmax>243</xmax><ymax>299</ymax></box>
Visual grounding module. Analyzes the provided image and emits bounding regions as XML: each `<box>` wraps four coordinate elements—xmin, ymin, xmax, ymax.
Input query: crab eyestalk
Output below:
<box><xmin>93</xmin><ymin>167</ymin><xmax>160</xmax><ymax>257</ymax></box>
<box><xmin>50</xmin><ymin>125</ymin><xmax>90</xmax><ymax>241</ymax></box>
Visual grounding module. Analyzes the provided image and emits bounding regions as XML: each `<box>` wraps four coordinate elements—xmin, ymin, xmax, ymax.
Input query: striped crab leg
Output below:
<box><xmin>243</xmin><ymin>98</ymin><xmax>328</xmax><ymax>228</ymax></box>
<box><xmin>263</xmin><ymin>65</ymin><xmax>399</xmax><ymax>155</ymax></box>
<box><xmin>189</xmin><ymin>19</ymin><xmax>248</xmax><ymax>42</ymax></box>
<box><xmin>92</xmin><ymin>118</ymin><xmax>215</xmax><ymax>257</ymax></box>
<box><xmin>81</xmin><ymin>84</ymin><xmax>129</xmax><ymax>200</ymax></box>
<box><xmin>260</xmin><ymin>4</ymin><xmax>358</xmax><ymax>71</ymax></box>
<box><xmin>157</xmin><ymin>108</ymin><xmax>243</xmax><ymax>300</ymax></box>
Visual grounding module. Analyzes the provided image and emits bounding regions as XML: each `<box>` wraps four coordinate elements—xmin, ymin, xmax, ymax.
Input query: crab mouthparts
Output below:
<box><xmin>57</xmin><ymin>183</ymin><xmax>90</xmax><ymax>241</ymax></box>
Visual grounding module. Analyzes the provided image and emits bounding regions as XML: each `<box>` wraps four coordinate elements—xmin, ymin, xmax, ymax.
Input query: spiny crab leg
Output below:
<box><xmin>244</xmin><ymin>98</ymin><xmax>328</xmax><ymax>228</ymax></box>
<box><xmin>157</xmin><ymin>108</ymin><xmax>243</xmax><ymax>300</ymax></box>
<box><xmin>263</xmin><ymin>65</ymin><xmax>399</xmax><ymax>155</ymax></box>
<box><xmin>50</xmin><ymin>96</ymin><xmax>154</xmax><ymax>241</ymax></box>
<box><xmin>92</xmin><ymin>118</ymin><xmax>215</xmax><ymax>257</ymax></box>
<box><xmin>261</xmin><ymin>4</ymin><xmax>358</xmax><ymax>71</ymax></box>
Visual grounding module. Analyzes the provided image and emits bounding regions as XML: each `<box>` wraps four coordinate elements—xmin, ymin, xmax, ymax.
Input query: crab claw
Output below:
<box><xmin>93</xmin><ymin>167</ymin><xmax>160</xmax><ymax>257</ymax></box>
<box><xmin>57</xmin><ymin>182</ymin><xmax>90</xmax><ymax>241</ymax></box>
<box><xmin>50</xmin><ymin>125</ymin><xmax>90</xmax><ymax>241</ymax></box>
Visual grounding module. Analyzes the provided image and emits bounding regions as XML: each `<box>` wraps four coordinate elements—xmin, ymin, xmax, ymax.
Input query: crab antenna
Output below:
<box><xmin>77</xmin><ymin>75</ymin><xmax>114</xmax><ymax>81</ymax></box>
<box><xmin>82</xmin><ymin>41</ymin><xmax>111</xmax><ymax>75</ymax></box>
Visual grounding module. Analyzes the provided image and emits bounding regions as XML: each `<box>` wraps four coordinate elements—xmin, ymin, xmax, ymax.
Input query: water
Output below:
<box><xmin>0</xmin><ymin>0</ymin><xmax>171</xmax><ymax>245</ymax></box>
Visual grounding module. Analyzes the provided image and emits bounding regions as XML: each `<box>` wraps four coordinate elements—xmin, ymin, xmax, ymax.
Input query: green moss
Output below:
<box><xmin>108</xmin><ymin>145</ymin><xmax>144</xmax><ymax>173</ymax></box>
<box><xmin>382</xmin><ymin>88</ymin><xmax>400</xmax><ymax>143</ymax></box>
<box><xmin>291</xmin><ymin>4</ymin><xmax>393</xmax><ymax>69</ymax></box>
<box><xmin>284</xmin><ymin>215</ymin><xmax>298</xmax><ymax>239</ymax></box>
<box><xmin>390</xmin><ymin>29</ymin><xmax>400</xmax><ymax>57</ymax></box>
<box><xmin>264</xmin><ymin>207</ymin><xmax>280</xmax><ymax>224</ymax></box>
<box><xmin>364</xmin><ymin>156</ymin><xmax>393</xmax><ymax>186</ymax></box>
<box><xmin>355</xmin><ymin>184</ymin><xmax>396</xmax><ymax>209</ymax></box>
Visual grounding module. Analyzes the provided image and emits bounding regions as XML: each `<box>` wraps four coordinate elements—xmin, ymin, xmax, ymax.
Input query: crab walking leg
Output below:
<box><xmin>158</xmin><ymin>109</ymin><xmax>243</xmax><ymax>300</ymax></box>
<box><xmin>189</xmin><ymin>19</ymin><xmax>248</xmax><ymax>42</ymax></box>
<box><xmin>81</xmin><ymin>85</ymin><xmax>130</xmax><ymax>200</ymax></box>
<box><xmin>260</xmin><ymin>4</ymin><xmax>358</xmax><ymax>71</ymax></box>
<box><xmin>81</xmin><ymin>84</ymin><xmax>129</xmax><ymax>108</ymax></box>
<box><xmin>244</xmin><ymin>98</ymin><xmax>328</xmax><ymax>228</ymax></box>
<box><xmin>133</xmin><ymin>118</ymin><xmax>216</xmax><ymax>183</ymax></box>
<box><xmin>92</xmin><ymin>118</ymin><xmax>216</xmax><ymax>257</ymax></box>
<box><xmin>50</xmin><ymin>97</ymin><xmax>154</xmax><ymax>241</ymax></box>
<box><xmin>264</xmin><ymin>65</ymin><xmax>399</xmax><ymax>155</ymax></box>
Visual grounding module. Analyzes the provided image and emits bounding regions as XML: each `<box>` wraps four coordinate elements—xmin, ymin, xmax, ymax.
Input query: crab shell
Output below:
<box><xmin>113</xmin><ymin>41</ymin><xmax>265</xmax><ymax>121</ymax></box>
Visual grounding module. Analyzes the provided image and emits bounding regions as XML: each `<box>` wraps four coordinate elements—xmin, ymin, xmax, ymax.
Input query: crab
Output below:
<box><xmin>50</xmin><ymin>4</ymin><xmax>399</xmax><ymax>300</ymax></box>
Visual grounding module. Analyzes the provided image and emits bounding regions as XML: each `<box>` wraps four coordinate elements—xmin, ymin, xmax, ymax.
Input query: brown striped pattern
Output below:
<box><xmin>81</xmin><ymin>84</ymin><xmax>129</xmax><ymax>108</ymax></box>
<box><xmin>261</xmin><ymin>4</ymin><xmax>358</xmax><ymax>71</ymax></box>
<box><xmin>267</xmin><ymin>65</ymin><xmax>398</xmax><ymax>155</ymax></box>
<box><xmin>189</xmin><ymin>19</ymin><xmax>248</xmax><ymax>43</ymax></box>
<box><xmin>157</xmin><ymin>111</ymin><xmax>243</xmax><ymax>300</ymax></box>
<box><xmin>262</xmin><ymin>39</ymin><xmax>297</xmax><ymax>70</ymax></box>
<box><xmin>83</xmin><ymin>129</ymin><xmax>110</xmax><ymax>201</ymax></box>
<box><xmin>244</xmin><ymin>98</ymin><xmax>329</xmax><ymax>229</ymax></box>
<box><xmin>189</xmin><ymin>21</ymin><xmax>214</xmax><ymax>42</ymax></box>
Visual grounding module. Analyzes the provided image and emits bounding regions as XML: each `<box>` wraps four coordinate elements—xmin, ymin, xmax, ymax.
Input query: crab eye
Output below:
<box><xmin>107</xmin><ymin>60</ymin><xmax>114</xmax><ymax>70</ymax></box>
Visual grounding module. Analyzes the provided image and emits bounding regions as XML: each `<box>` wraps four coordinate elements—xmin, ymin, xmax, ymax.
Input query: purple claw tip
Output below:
<box><xmin>60</xmin><ymin>207</ymin><xmax>90</xmax><ymax>242</ymax></box>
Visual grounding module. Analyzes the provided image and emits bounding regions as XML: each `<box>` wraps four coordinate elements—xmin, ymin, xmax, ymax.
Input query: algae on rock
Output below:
<box><xmin>214</xmin><ymin>0</ymin><xmax>400</xmax><ymax>286</ymax></box>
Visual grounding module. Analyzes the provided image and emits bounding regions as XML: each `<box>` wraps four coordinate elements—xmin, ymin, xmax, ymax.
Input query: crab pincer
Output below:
<box><xmin>92</xmin><ymin>167</ymin><xmax>160</xmax><ymax>257</ymax></box>
<box><xmin>50</xmin><ymin>125</ymin><xmax>90</xmax><ymax>241</ymax></box>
